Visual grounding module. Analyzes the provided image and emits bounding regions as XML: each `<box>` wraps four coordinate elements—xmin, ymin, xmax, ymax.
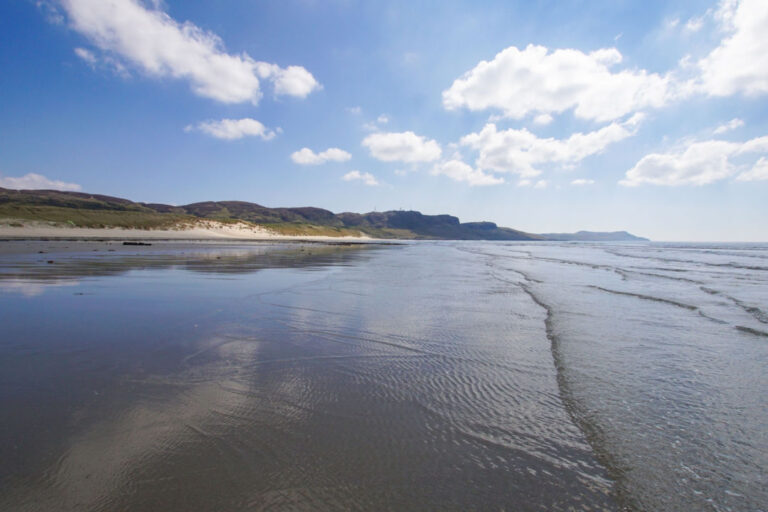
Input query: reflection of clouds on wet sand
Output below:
<box><xmin>0</xmin><ymin>278</ymin><xmax>80</xmax><ymax>297</ymax></box>
<box><xmin>1</xmin><ymin>334</ymin><xmax>263</xmax><ymax>512</ymax></box>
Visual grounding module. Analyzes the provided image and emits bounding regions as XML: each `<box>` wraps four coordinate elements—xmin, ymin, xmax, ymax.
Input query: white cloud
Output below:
<box><xmin>0</xmin><ymin>173</ymin><xmax>82</xmax><ymax>191</ymax></box>
<box><xmin>431</xmin><ymin>160</ymin><xmax>504</xmax><ymax>186</ymax></box>
<box><xmin>621</xmin><ymin>135</ymin><xmax>768</xmax><ymax>186</ymax></box>
<box><xmin>698</xmin><ymin>0</ymin><xmax>768</xmax><ymax>96</ymax></box>
<box><xmin>58</xmin><ymin>0</ymin><xmax>319</xmax><ymax>103</ymax></box>
<box><xmin>460</xmin><ymin>113</ymin><xmax>644</xmax><ymax>177</ymax></box>
<box><xmin>74</xmin><ymin>45</ymin><xmax>129</xmax><ymax>76</ymax></box>
<box><xmin>362</xmin><ymin>131</ymin><xmax>442</xmax><ymax>163</ymax></box>
<box><xmin>441</xmin><ymin>0</ymin><xmax>768</xmax><ymax>125</ymax></box>
<box><xmin>185</xmin><ymin>118</ymin><xmax>276</xmax><ymax>140</ymax></box>
<box><xmin>346</xmin><ymin>106</ymin><xmax>361</xmax><ymax>114</ymax></box>
<box><xmin>685</xmin><ymin>16</ymin><xmax>705</xmax><ymax>32</ymax></box>
<box><xmin>342</xmin><ymin>170</ymin><xmax>379</xmax><ymax>186</ymax></box>
<box><xmin>533</xmin><ymin>113</ymin><xmax>553</xmax><ymax>125</ymax></box>
<box><xmin>443</xmin><ymin>44</ymin><xmax>676</xmax><ymax>122</ymax></box>
<box><xmin>736</xmin><ymin>157</ymin><xmax>768</xmax><ymax>181</ymax></box>
<box><xmin>36</xmin><ymin>1</ymin><xmax>65</xmax><ymax>25</ymax></box>
<box><xmin>254</xmin><ymin>62</ymin><xmax>320</xmax><ymax>98</ymax></box>
<box><xmin>713</xmin><ymin>118</ymin><xmax>745</xmax><ymax>134</ymax></box>
<box><xmin>290</xmin><ymin>147</ymin><xmax>352</xmax><ymax>165</ymax></box>
<box><xmin>571</xmin><ymin>178</ymin><xmax>595</xmax><ymax>185</ymax></box>
<box><xmin>517</xmin><ymin>178</ymin><xmax>548</xmax><ymax>188</ymax></box>
<box><xmin>362</xmin><ymin>114</ymin><xmax>390</xmax><ymax>132</ymax></box>
<box><xmin>74</xmin><ymin>46</ymin><xmax>97</xmax><ymax>65</ymax></box>
<box><xmin>666</xmin><ymin>17</ymin><xmax>681</xmax><ymax>30</ymax></box>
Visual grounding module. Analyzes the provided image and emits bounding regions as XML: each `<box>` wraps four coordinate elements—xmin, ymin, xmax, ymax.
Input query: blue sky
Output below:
<box><xmin>1</xmin><ymin>0</ymin><xmax>767</xmax><ymax>241</ymax></box>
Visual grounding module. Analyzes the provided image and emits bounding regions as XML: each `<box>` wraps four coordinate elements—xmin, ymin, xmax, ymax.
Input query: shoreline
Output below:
<box><xmin>0</xmin><ymin>220</ymin><xmax>373</xmax><ymax>243</ymax></box>
<box><xmin>0</xmin><ymin>239</ymin><xmax>390</xmax><ymax>258</ymax></box>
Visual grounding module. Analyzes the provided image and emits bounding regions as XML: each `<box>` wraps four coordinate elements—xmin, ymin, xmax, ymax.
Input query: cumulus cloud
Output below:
<box><xmin>713</xmin><ymin>118</ymin><xmax>745</xmax><ymax>134</ymax></box>
<box><xmin>431</xmin><ymin>160</ymin><xmax>504</xmax><ymax>186</ymax></box>
<box><xmin>57</xmin><ymin>0</ymin><xmax>319</xmax><ymax>104</ymax></box>
<box><xmin>621</xmin><ymin>135</ymin><xmax>768</xmax><ymax>186</ymax></box>
<box><xmin>442</xmin><ymin>1</ymin><xmax>768</xmax><ymax>124</ymax></box>
<box><xmin>571</xmin><ymin>178</ymin><xmax>595</xmax><ymax>185</ymax></box>
<box><xmin>362</xmin><ymin>131</ymin><xmax>442</xmax><ymax>163</ymax></box>
<box><xmin>291</xmin><ymin>147</ymin><xmax>352</xmax><ymax>165</ymax></box>
<box><xmin>533</xmin><ymin>113</ymin><xmax>553</xmax><ymax>125</ymax></box>
<box><xmin>736</xmin><ymin>157</ymin><xmax>768</xmax><ymax>181</ymax></box>
<box><xmin>254</xmin><ymin>62</ymin><xmax>320</xmax><ymax>98</ymax></box>
<box><xmin>0</xmin><ymin>173</ymin><xmax>82</xmax><ymax>191</ymax></box>
<box><xmin>698</xmin><ymin>0</ymin><xmax>768</xmax><ymax>97</ymax></box>
<box><xmin>443</xmin><ymin>44</ymin><xmax>676</xmax><ymax>122</ymax></box>
<box><xmin>342</xmin><ymin>170</ymin><xmax>379</xmax><ymax>186</ymax></box>
<box><xmin>460</xmin><ymin>113</ymin><xmax>644</xmax><ymax>177</ymax></box>
<box><xmin>185</xmin><ymin>118</ymin><xmax>276</xmax><ymax>140</ymax></box>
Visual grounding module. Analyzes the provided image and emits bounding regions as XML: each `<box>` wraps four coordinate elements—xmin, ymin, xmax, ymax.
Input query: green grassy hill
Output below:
<box><xmin>0</xmin><ymin>187</ymin><xmax>541</xmax><ymax>240</ymax></box>
<box><xmin>1</xmin><ymin>187</ymin><xmax>646</xmax><ymax>241</ymax></box>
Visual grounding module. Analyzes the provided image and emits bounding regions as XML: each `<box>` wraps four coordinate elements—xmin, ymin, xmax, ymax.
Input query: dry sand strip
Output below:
<box><xmin>0</xmin><ymin>220</ymin><xmax>371</xmax><ymax>242</ymax></box>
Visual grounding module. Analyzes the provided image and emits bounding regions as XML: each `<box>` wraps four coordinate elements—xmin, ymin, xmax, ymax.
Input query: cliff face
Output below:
<box><xmin>0</xmin><ymin>187</ymin><xmax>646</xmax><ymax>241</ymax></box>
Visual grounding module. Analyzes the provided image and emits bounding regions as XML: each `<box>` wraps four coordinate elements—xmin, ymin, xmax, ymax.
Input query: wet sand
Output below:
<box><xmin>0</xmin><ymin>240</ymin><xmax>618</xmax><ymax>511</ymax></box>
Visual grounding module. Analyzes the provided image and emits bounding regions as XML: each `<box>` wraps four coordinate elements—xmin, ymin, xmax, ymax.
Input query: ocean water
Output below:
<box><xmin>0</xmin><ymin>240</ymin><xmax>766</xmax><ymax>511</ymax></box>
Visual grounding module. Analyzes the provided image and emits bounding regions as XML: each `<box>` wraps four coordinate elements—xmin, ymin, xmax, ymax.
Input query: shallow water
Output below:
<box><xmin>0</xmin><ymin>240</ymin><xmax>766</xmax><ymax>511</ymax></box>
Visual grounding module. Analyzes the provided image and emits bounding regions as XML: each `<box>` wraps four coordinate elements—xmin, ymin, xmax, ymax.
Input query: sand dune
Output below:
<box><xmin>0</xmin><ymin>219</ymin><xmax>370</xmax><ymax>241</ymax></box>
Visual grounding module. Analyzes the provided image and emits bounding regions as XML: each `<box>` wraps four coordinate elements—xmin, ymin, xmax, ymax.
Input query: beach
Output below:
<box><xmin>1</xmin><ymin>240</ymin><xmax>766</xmax><ymax>511</ymax></box>
<box><xmin>0</xmin><ymin>219</ymin><xmax>371</xmax><ymax>242</ymax></box>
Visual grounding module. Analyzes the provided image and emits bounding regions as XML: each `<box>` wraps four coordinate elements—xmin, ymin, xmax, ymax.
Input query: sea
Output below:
<box><xmin>0</xmin><ymin>240</ymin><xmax>766</xmax><ymax>511</ymax></box>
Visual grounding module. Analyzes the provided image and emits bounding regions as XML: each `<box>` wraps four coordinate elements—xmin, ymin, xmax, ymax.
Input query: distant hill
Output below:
<box><xmin>542</xmin><ymin>230</ymin><xmax>649</xmax><ymax>242</ymax></box>
<box><xmin>0</xmin><ymin>187</ymin><xmax>647</xmax><ymax>241</ymax></box>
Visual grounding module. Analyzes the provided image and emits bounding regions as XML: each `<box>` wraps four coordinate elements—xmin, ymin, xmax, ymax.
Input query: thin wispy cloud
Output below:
<box><xmin>713</xmin><ymin>118</ymin><xmax>745</xmax><ymax>134</ymax></box>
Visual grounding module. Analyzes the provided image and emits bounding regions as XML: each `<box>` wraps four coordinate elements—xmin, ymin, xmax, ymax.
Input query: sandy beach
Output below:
<box><xmin>0</xmin><ymin>219</ymin><xmax>371</xmax><ymax>242</ymax></box>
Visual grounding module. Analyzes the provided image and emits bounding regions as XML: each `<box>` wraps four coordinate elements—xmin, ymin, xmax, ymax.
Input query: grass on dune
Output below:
<box><xmin>0</xmin><ymin>203</ymin><xmax>417</xmax><ymax>238</ymax></box>
<box><xmin>0</xmin><ymin>205</ymin><xmax>371</xmax><ymax>237</ymax></box>
<box><xmin>0</xmin><ymin>204</ymin><xmax>194</xmax><ymax>229</ymax></box>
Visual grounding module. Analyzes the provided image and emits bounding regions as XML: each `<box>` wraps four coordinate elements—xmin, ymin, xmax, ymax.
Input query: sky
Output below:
<box><xmin>1</xmin><ymin>0</ymin><xmax>767</xmax><ymax>241</ymax></box>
